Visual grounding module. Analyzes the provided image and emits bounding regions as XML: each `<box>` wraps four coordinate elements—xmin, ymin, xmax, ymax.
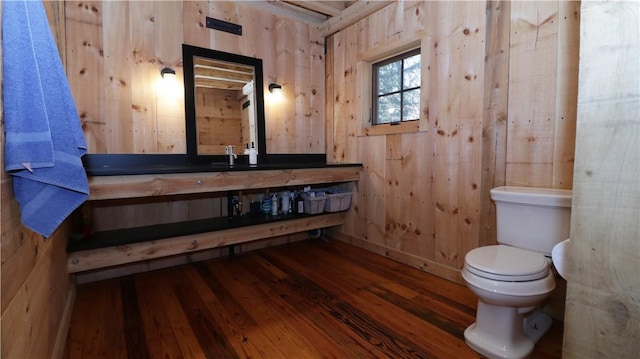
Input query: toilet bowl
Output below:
<box><xmin>463</xmin><ymin>245</ymin><xmax>555</xmax><ymax>305</ymax></box>
<box><xmin>462</xmin><ymin>245</ymin><xmax>556</xmax><ymax>359</ymax></box>
<box><xmin>462</xmin><ymin>186</ymin><xmax>572</xmax><ymax>359</ymax></box>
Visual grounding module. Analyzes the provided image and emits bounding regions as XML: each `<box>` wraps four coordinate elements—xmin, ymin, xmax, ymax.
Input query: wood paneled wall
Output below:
<box><xmin>327</xmin><ymin>1</ymin><xmax>579</xmax><ymax>283</ymax></box>
<box><xmin>564</xmin><ymin>1</ymin><xmax>639</xmax><ymax>357</ymax></box>
<box><xmin>0</xmin><ymin>193</ymin><xmax>73</xmax><ymax>359</ymax></box>
<box><xmin>1</xmin><ymin>3</ymin><xmax>75</xmax><ymax>358</ymax></box>
<box><xmin>63</xmin><ymin>1</ymin><xmax>326</xmax><ymax>232</ymax></box>
<box><xmin>65</xmin><ymin>0</ymin><xmax>325</xmax><ymax>155</ymax></box>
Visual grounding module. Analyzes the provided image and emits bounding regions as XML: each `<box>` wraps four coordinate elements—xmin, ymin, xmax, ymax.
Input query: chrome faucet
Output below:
<box><xmin>225</xmin><ymin>145</ymin><xmax>237</xmax><ymax>166</ymax></box>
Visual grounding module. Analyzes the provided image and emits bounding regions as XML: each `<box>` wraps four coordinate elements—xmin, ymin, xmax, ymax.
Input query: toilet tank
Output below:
<box><xmin>491</xmin><ymin>186</ymin><xmax>572</xmax><ymax>255</ymax></box>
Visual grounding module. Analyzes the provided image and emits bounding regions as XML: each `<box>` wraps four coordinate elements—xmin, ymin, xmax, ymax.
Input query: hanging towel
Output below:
<box><xmin>3</xmin><ymin>0</ymin><xmax>89</xmax><ymax>237</ymax></box>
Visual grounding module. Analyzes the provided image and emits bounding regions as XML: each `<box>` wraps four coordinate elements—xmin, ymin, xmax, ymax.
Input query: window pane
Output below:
<box><xmin>372</xmin><ymin>48</ymin><xmax>421</xmax><ymax>125</ymax></box>
<box><xmin>402</xmin><ymin>89</ymin><xmax>420</xmax><ymax>121</ymax></box>
<box><xmin>403</xmin><ymin>54</ymin><xmax>421</xmax><ymax>89</ymax></box>
<box><xmin>377</xmin><ymin>62</ymin><xmax>401</xmax><ymax>95</ymax></box>
<box><xmin>378</xmin><ymin>94</ymin><xmax>401</xmax><ymax>123</ymax></box>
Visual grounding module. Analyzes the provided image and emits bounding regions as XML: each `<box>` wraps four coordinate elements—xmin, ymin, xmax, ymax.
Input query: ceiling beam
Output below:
<box><xmin>318</xmin><ymin>0</ymin><xmax>393</xmax><ymax>37</ymax></box>
<box><xmin>282</xmin><ymin>1</ymin><xmax>347</xmax><ymax>17</ymax></box>
<box><xmin>246</xmin><ymin>0</ymin><xmax>328</xmax><ymax>25</ymax></box>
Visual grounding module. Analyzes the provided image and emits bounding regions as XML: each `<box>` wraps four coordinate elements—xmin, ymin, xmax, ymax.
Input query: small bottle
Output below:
<box><xmin>261</xmin><ymin>192</ymin><xmax>271</xmax><ymax>214</ymax></box>
<box><xmin>280</xmin><ymin>190</ymin><xmax>291</xmax><ymax>214</ymax></box>
<box><xmin>249</xmin><ymin>142</ymin><xmax>258</xmax><ymax>165</ymax></box>
<box><xmin>271</xmin><ymin>193</ymin><xmax>279</xmax><ymax>216</ymax></box>
<box><xmin>296</xmin><ymin>192</ymin><xmax>305</xmax><ymax>214</ymax></box>
<box><xmin>230</xmin><ymin>195</ymin><xmax>239</xmax><ymax>217</ymax></box>
<box><xmin>289</xmin><ymin>192</ymin><xmax>295</xmax><ymax>214</ymax></box>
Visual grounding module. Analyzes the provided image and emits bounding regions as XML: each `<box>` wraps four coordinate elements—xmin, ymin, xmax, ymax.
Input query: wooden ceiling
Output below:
<box><xmin>254</xmin><ymin>0</ymin><xmax>393</xmax><ymax>37</ymax></box>
<box><xmin>283</xmin><ymin>1</ymin><xmax>356</xmax><ymax>17</ymax></box>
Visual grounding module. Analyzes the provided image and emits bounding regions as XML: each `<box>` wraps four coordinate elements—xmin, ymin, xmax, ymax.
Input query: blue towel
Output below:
<box><xmin>3</xmin><ymin>0</ymin><xmax>89</xmax><ymax>237</ymax></box>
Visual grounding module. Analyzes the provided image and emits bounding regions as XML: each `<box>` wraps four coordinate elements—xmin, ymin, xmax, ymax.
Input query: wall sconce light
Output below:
<box><xmin>268</xmin><ymin>83</ymin><xmax>282</xmax><ymax>95</ymax></box>
<box><xmin>158</xmin><ymin>67</ymin><xmax>180</xmax><ymax>99</ymax></box>
<box><xmin>160</xmin><ymin>67</ymin><xmax>176</xmax><ymax>79</ymax></box>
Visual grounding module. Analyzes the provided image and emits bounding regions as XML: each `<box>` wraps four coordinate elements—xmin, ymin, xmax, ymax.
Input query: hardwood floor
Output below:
<box><xmin>65</xmin><ymin>239</ymin><xmax>564</xmax><ymax>358</ymax></box>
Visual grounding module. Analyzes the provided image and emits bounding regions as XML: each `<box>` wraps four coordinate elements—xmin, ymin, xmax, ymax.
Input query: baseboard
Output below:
<box><xmin>51</xmin><ymin>283</ymin><xmax>76</xmax><ymax>359</ymax></box>
<box><xmin>329</xmin><ymin>231</ymin><xmax>464</xmax><ymax>285</ymax></box>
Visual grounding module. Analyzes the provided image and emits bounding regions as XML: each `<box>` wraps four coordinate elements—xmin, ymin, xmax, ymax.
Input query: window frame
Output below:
<box><xmin>371</xmin><ymin>48</ymin><xmax>421</xmax><ymax>125</ymax></box>
<box><xmin>356</xmin><ymin>33</ymin><xmax>430</xmax><ymax>137</ymax></box>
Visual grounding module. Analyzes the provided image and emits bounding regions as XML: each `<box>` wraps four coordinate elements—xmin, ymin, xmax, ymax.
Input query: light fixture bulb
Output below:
<box><xmin>161</xmin><ymin>67</ymin><xmax>176</xmax><ymax>79</ymax></box>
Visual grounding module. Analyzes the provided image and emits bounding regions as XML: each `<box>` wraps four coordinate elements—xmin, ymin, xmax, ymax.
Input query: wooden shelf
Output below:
<box><xmin>68</xmin><ymin>212</ymin><xmax>346</xmax><ymax>273</ymax></box>
<box><xmin>87</xmin><ymin>166</ymin><xmax>361</xmax><ymax>201</ymax></box>
<box><xmin>69</xmin><ymin>165</ymin><xmax>361</xmax><ymax>274</ymax></box>
<box><xmin>68</xmin><ymin>212</ymin><xmax>335</xmax><ymax>252</ymax></box>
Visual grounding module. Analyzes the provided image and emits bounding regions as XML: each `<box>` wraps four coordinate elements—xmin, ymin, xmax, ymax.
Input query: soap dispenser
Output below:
<box><xmin>249</xmin><ymin>142</ymin><xmax>258</xmax><ymax>165</ymax></box>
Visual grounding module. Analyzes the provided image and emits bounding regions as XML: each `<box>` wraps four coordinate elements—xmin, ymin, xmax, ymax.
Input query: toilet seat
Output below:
<box><xmin>465</xmin><ymin>245</ymin><xmax>549</xmax><ymax>282</ymax></box>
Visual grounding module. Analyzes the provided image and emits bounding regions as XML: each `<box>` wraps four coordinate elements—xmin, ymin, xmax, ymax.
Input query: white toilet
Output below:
<box><xmin>462</xmin><ymin>186</ymin><xmax>572</xmax><ymax>359</ymax></box>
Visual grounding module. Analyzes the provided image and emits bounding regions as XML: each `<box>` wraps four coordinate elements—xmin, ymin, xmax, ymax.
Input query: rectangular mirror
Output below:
<box><xmin>183</xmin><ymin>44</ymin><xmax>266</xmax><ymax>161</ymax></box>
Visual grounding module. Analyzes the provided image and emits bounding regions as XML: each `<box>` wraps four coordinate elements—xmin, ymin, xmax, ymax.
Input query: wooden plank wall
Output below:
<box><xmin>195</xmin><ymin>87</ymin><xmax>244</xmax><ymax>154</ymax></box>
<box><xmin>65</xmin><ymin>0</ymin><xmax>324</xmax><ymax>155</ymax></box>
<box><xmin>63</xmin><ymin>1</ymin><xmax>325</xmax><ymax>233</ymax></box>
<box><xmin>1</xmin><ymin>3</ymin><xmax>76</xmax><ymax>358</ymax></box>
<box><xmin>564</xmin><ymin>1</ymin><xmax>640</xmax><ymax>357</ymax></box>
<box><xmin>327</xmin><ymin>0</ymin><xmax>579</xmax><ymax>283</ymax></box>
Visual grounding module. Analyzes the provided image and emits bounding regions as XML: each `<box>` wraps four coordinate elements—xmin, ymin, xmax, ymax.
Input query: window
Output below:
<box><xmin>372</xmin><ymin>48</ymin><xmax>421</xmax><ymax>125</ymax></box>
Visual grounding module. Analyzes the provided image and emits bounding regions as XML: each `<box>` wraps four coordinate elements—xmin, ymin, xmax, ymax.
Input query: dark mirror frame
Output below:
<box><xmin>183</xmin><ymin>44</ymin><xmax>267</xmax><ymax>163</ymax></box>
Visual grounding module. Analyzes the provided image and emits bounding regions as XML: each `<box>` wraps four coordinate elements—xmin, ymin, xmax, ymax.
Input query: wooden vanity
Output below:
<box><xmin>67</xmin><ymin>163</ymin><xmax>361</xmax><ymax>274</ymax></box>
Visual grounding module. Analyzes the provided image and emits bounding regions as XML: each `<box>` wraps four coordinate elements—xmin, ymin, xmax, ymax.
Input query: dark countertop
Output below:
<box><xmin>83</xmin><ymin>154</ymin><xmax>362</xmax><ymax>176</ymax></box>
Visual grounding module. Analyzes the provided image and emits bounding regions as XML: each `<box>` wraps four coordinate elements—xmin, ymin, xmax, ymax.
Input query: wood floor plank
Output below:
<box><xmin>172</xmin><ymin>280</ymin><xmax>239</xmax><ymax>358</ymax></box>
<box><xmin>240</xmin><ymin>250</ymin><xmax>386</xmax><ymax>357</ymax></box>
<box><xmin>121</xmin><ymin>276</ymin><xmax>151</xmax><ymax>358</ymax></box>
<box><xmin>103</xmin><ymin>278</ymin><xmax>127</xmax><ymax>358</ymax></box>
<box><xmin>316</xmin><ymin>238</ymin><xmax>479</xmax><ymax>310</ymax></box>
<box><xmin>134</xmin><ymin>274</ymin><xmax>185</xmax><ymax>359</ymax></box>
<box><xmin>183</xmin><ymin>264</ymin><xmax>286</xmax><ymax>358</ymax></box>
<box><xmin>259</xmin><ymin>244</ymin><xmax>480</xmax><ymax>358</ymax></box>
<box><xmin>85</xmin><ymin>283</ymin><xmax>112</xmax><ymax>359</ymax></box>
<box><xmin>66</xmin><ymin>238</ymin><xmax>563</xmax><ymax>359</ymax></box>
<box><xmin>205</xmin><ymin>257</ymin><xmax>350</xmax><ymax>358</ymax></box>
<box><xmin>238</xmin><ymin>257</ymin><xmax>357</xmax><ymax>359</ymax></box>
<box><xmin>280</xmin><ymin>240</ymin><xmax>563</xmax><ymax>359</ymax></box>
<box><xmin>274</xmin><ymin>242</ymin><xmax>476</xmax><ymax>340</ymax></box>
<box><xmin>247</xmin><ymin>252</ymin><xmax>439</xmax><ymax>358</ymax></box>
<box><xmin>66</xmin><ymin>281</ymin><xmax>108</xmax><ymax>359</ymax></box>
<box><xmin>274</xmin><ymin>242</ymin><xmax>475</xmax><ymax>341</ymax></box>
<box><xmin>65</xmin><ymin>284</ymin><xmax>91</xmax><ymax>359</ymax></box>
<box><xmin>153</xmin><ymin>269</ymin><xmax>208</xmax><ymax>358</ymax></box>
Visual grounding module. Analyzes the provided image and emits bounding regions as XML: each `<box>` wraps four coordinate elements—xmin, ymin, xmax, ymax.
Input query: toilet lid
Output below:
<box><xmin>465</xmin><ymin>245</ymin><xmax>549</xmax><ymax>281</ymax></box>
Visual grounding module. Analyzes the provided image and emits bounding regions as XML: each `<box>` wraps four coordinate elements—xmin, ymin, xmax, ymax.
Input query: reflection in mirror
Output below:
<box><xmin>183</xmin><ymin>44</ymin><xmax>266</xmax><ymax>161</ymax></box>
<box><xmin>194</xmin><ymin>57</ymin><xmax>255</xmax><ymax>154</ymax></box>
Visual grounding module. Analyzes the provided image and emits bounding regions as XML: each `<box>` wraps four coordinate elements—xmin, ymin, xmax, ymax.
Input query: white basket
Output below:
<box><xmin>324</xmin><ymin>192</ymin><xmax>353</xmax><ymax>212</ymax></box>
<box><xmin>302</xmin><ymin>193</ymin><xmax>326</xmax><ymax>214</ymax></box>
